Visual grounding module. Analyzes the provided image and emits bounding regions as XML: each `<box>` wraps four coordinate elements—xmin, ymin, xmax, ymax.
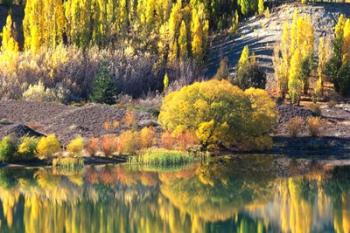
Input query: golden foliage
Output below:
<box><xmin>66</xmin><ymin>136</ymin><xmax>84</xmax><ymax>155</ymax></box>
<box><xmin>36</xmin><ymin>134</ymin><xmax>61</xmax><ymax>157</ymax></box>
<box><xmin>159</xmin><ymin>79</ymin><xmax>277</xmax><ymax>150</ymax></box>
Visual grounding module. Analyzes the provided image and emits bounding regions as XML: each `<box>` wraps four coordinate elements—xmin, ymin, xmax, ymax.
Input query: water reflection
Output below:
<box><xmin>0</xmin><ymin>156</ymin><xmax>349</xmax><ymax>233</ymax></box>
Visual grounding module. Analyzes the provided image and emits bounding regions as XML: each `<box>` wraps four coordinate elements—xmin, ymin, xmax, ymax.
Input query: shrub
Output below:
<box><xmin>36</xmin><ymin>134</ymin><xmax>61</xmax><ymax>157</ymax></box>
<box><xmin>22</xmin><ymin>81</ymin><xmax>56</xmax><ymax>102</ymax></box>
<box><xmin>117</xmin><ymin>130</ymin><xmax>140</xmax><ymax>155</ymax></box>
<box><xmin>160</xmin><ymin>132</ymin><xmax>176</xmax><ymax>149</ymax></box>
<box><xmin>123</xmin><ymin>110</ymin><xmax>136</xmax><ymax>128</ymax></box>
<box><xmin>234</xmin><ymin>62</ymin><xmax>266</xmax><ymax>90</ymax></box>
<box><xmin>0</xmin><ymin>136</ymin><xmax>17</xmax><ymax>162</ymax></box>
<box><xmin>286</xmin><ymin>117</ymin><xmax>304</xmax><ymax>137</ymax></box>
<box><xmin>307</xmin><ymin>117</ymin><xmax>322</xmax><ymax>137</ymax></box>
<box><xmin>172</xmin><ymin>130</ymin><xmax>199</xmax><ymax>150</ymax></box>
<box><xmin>67</xmin><ymin>136</ymin><xmax>84</xmax><ymax>155</ymax></box>
<box><xmin>17</xmin><ymin>136</ymin><xmax>38</xmax><ymax>159</ymax></box>
<box><xmin>139</xmin><ymin>127</ymin><xmax>156</xmax><ymax>149</ymax></box>
<box><xmin>100</xmin><ymin>135</ymin><xmax>118</xmax><ymax>156</ymax></box>
<box><xmin>85</xmin><ymin>138</ymin><xmax>100</xmax><ymax>156</ymax></box>
<box><xmin>308</xmin><ymin>103</ymin><xmax>321</xmax><ymax>116</ymax></box>
<box><xmin>328</xmin><ymin>100</ymin><xmax>337</xmax><ymax>109</ymax></box>
<box><xmin>213</xmin><ymin>57</ymin><xmax>229</xmax><ymax>80</ymax></box>
<box><xmin>158</xmin><ymin>79</ymin><xmax>277</xmax><ymax>150</ymax></box>
<box><xmin>90</xmin><ymin>60</ymin><xmax>117</xmax><ymax>104</ymax></box>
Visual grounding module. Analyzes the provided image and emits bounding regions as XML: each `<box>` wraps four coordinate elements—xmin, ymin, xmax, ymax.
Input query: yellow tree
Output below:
<box><xmin>0</xmin><ymin>14</ymin><xmax>19</xmax><ymax>54</ymax></box>
<box><xmin>288</xmin><ymin>49</ymin><xmax>303</xmax><ymax>105</ymax></box>
<box><xmin>258</xmin><ymin>0</ymin><xmax>265</xmax><ymax>15</ymax></box>
<box><xmin>191</xmin><ymin>4</ymin><xmax>209</xmax><ymax>63</ymax></box>
<box><xmin>168</xmin><ymin>0</ymin><xmax>182</xmax><ymax>64</ymax></box>
<box><xmin>238</xmin><ymin>45</ymin><xmax>250</xmax><ymax>71</ymax></box>
<box><xmin>178</xmin><ymin>20</ymin><xmax>188</xmax><ymax>60</ymax></box>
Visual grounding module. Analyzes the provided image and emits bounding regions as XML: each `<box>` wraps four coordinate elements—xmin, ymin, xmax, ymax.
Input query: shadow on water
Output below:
<box><xmin>0</xmin><ymin>156</ymin><xmax>350</xmax><ymax>232</ymax></box>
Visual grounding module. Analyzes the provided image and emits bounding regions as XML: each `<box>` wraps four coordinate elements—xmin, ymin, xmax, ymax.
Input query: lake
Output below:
<box><xmin>0</xmin><ymin>155</ymin><xmax>349</xmax><ymax>233</ymax></box>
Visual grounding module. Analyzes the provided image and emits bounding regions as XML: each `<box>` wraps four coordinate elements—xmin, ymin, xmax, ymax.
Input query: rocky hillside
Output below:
<box><xmin>205</xmin><ymin>3</ymin><xmax>350</xmax><ymax>79</ymax></box>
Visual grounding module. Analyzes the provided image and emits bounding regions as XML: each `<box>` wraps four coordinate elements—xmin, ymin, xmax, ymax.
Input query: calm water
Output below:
<box><xmin>0</xmin><ymin>156</ymin><xmax>350</xmax><ymax>233</ymax></box>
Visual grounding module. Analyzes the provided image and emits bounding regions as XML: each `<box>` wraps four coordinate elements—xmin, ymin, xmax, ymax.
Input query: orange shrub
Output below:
<box><xmin>286</xmin><ymin>117</ymin><xmax>304</xmax><ymax>137</ymax></box>
<box><xmin>123</xmin><ymin>111</ymin><xmax>136</xmax><ymax>128</ymax></box>
<box><xmin>160</xmin><ymin>131</ymin><xmax>176</xmax><ymax>149</ymax></box>
<box><xmin>139</xmin><ymin>127</ymin><xmax>156</xmax><ymax>149</ymax></box>
<box><xmin>101</xmin><ymin>135</ymin><xmax>118</xmax><ymax>156</ymax></box>
<box><xmin>307</xmin><ymin>117</ymin><xmax>322</xmax><ymax>137</ymax></box>
<box><xmin>85</xmin><ymin>138</ymin><xmax>100</xmax><ymax>156</ymax></box>
<box><xmin>117</xmin><ymin>130</ymin><xmax>140</xmax><ymax>155</ymax></box>
<box><xmin>173</xmin><ymin>130</ymin><xmax>199</xmax><ymax>150</ymax></box>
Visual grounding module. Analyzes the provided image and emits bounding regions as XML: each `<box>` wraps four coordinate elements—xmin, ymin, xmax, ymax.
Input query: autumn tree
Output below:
<box><xmin>315</xmin><ymin>37</ymin><xmax>331</xmax><ymax>98</ymax></box>
<box><xmin>258</xmin><ymin>0</ymin><xmax>264</xmax><ymax>15</ymax></box>
<box><xmin>158</xmin><ymin>79</ymin><xmax>277</xmax><ymax>151</ymax></box>
<box><xmin>0</xmin><ymin>14</ymin><xmax>19</xmax><ymax>55</ymax></box>
<box><xmin>178</xmin><ymin>20</ymin><xmax>188</xmax><ymax>60</ymax></box>
<box><xmin>288</xmin><ymin>49</ymin><xmax>303</xmax><ymax>105</ymax></box>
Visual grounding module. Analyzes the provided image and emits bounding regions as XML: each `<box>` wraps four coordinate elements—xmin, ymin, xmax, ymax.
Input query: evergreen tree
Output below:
<box><xmin>90</xmin><ymin>61</ymin><xmax>117</xmax><ymax>105</ymax></box>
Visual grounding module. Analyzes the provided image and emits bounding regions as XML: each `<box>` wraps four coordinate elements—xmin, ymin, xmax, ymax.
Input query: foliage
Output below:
<box><xmin>214</xmin><ymin>57</ymin><xmax>229</xmax><ymax>80</ymax></box>
<box><xmin>231</xmin><ymin>11</ymin><xmax>239</xmax><ymax>33</ymax></box>
<box><xmin>258</xmin><ymin>0</ymin><xmax>265</xmax><ymax>15</ymax></box>
<box><xmin>17</xmin><ymin>136</ymin><xmax>38</xmax><ymax>159</ymax></box>
<box><xmin>0</xmin><ymin>136</ymin><xmax>17</xmax><ymax>162</ymax></box>
<box><xmin>90</xmin><ymin>61</ymin><xmax>117</xmax><ymax>105</ymax></box>
<box><xmin>315</xmin><ymin>37</ymin><xmax>332</xmax><ymax>98</ymax></box>
<box><xmin>325</xmin><ymin>15</ymin><xmax>350</xmax><ymax>96</ymax></box>
<box><xmin>139</xmin><ymin>127</ymin><xmax>156</xmax><ymax>149</ymax></box>
<box><xmin>158</xmin><ymin>79</ymin><xmax>277</xmax><ymax>150</ymax></box>
<box><xmin>308</xmin><ymin>103</ymin><xmax>321</xmax><ymax>116</ymax></box>
<box><xmin>36</xmin><ymin>134</ymin><xmax>61</xmax><ymax>157</ymax></box>
<box><xmin>100</xmin><ymin>135</ymin><xmax>118</xmax><ymax>156</ymax></box>
<box><xmin>85</xmin><ymin>138</ymin><xmax>99</xmax><ymax>156</ymax></box>
<box><xmin>163</xmin><ymin>73</ymin><xmax>169</xmax><ymax>91</ymax></box>
<box><xmin>22</xmin><ymin>81</ymin><xmax>57</xmax><ymax>102</ymax></box>
<box><xmin>274</xmin><ymin>12</ymin><xmax>314</xmax><ymax>102</ymax></box>
<box><xmin>286</xmin><ymin>117</ymin><xmax>304</xmax><ymax>137</ymax></box>
<box><xmin>129</xmin><ymin>148</ymin><xmax>195</xmax><ymax>166</ymax></box>
<box><xmin>307</xmin><ymin>117</ymin><xmax>322</xmax><ymax>137</ymax></box>
<box><xmin>235</xmin><ymin>59</ymin><xmax>266</xmax><ymax>90</ymax></box>
<box><xmin>0</xmin><ymin>14</ymin><xmax>19</xmax><ymax>59</ymax></box>
<box><xmin>67</xmin><ymin>136</ymin><xmax>84</xmax><ymax>155</ymax></box>
<box><xmin>117</xmin><ymin>130</ymin><xmax>140</xmax><ymax>155</ymax></box>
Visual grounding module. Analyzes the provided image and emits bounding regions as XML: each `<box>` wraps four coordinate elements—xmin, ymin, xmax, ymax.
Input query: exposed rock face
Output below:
<box><xmin>0</xmin><ymin>124</ymin><xmax>44</xmax><ymax>138</ymax></box>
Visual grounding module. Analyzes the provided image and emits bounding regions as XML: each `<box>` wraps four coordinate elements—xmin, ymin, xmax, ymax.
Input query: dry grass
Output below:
<box><xmin>307</xmin><ymin>117</ymin><xmax>322</xmax><ymax>137</ymax></box>
<box><xmin>286</xmin><ymin>117</ymin><xmax>304</xmax><ymax>137</ymax></box>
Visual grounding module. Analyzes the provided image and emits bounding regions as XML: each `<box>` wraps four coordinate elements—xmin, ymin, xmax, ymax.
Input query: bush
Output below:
<box><xmin>234</xmin><ymin>62</ymin><xmax>266</xmax><ymax>90</ymax></box>
<box><xmin>90</xmin><ymin>61</ymin><xmax>117</xmax><ymax>104</ymax></box>
<box><xmin>139</xmin><ymin>127</ymin><xmax>156</xmax><ymax>149</ymax></box>
<box><xmin>100</xmin><ymin>135</ymin><xmax>118</xmax><ymax>156</ymax></box>
<box><xmin>36</xmin><ymin>134</ymin><xmax>61</xmax><ymax>157</ymax></box>
<box><xmin>308</xmin><ymin>103</ymin><xmax>321</xmax><ymax>116</ymax></box>
<box><xmin>307</xmin><ymin>117</ymin><xmax>322</xmax><ymax>137</ymax></box>
<box><xmin>0</xmin><ymin>136</ymin><xmax>17</xmax><ymax>162</ymax></box>
<box><xmin>158</xmin><ymin>79</ymin><xmax>277</xmax><ymax>151</ymax></box>
<box><xmin>117</xmin><ymin>130</ymin><xmax>140</xmax><ymax>155</ymax></box>
<box><xmin>52</xmin><ymin>157</ymin><xmax>84</xmax><ymax>169</ymax></box>
<box><xmin>17</xmin><ymin>136</ymin><xmax>38</xmax><ymax>159</ymax></box>
<box><xmin>67</xmin><ymin>136</ymin><xmax>84</xmax><ymax>155</ymax></box>
<box><xmin>85</xmin><ymin>138</ymin><xmax>100</xmax><ymax>156</ymax></box>
<box><xmin>286</xmin><ymin>117</ymin><xmax>304</xmax><ymax>137</ymax></box>
<box><xmin>22</xmin><ymin>81</ymin><xmax>57</xmax><ymax>102</ymax></box>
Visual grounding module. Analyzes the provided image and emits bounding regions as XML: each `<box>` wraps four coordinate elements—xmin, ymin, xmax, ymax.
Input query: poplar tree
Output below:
<box><xmin>0</xmin><ymin>14</ymin><xmax>19</xmax><ymax>54</ymax></box>
<box><xmin>178</xmin><ymin>20</ymin><xmax>188</xmax><ymax>60</ymax></box>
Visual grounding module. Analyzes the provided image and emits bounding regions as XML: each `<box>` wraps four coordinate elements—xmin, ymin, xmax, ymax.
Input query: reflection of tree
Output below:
<box><xmin>160</xmin><ymin>159</ymin><xmax>276</xmax><ymax>222</ymax></box>
<box><xmin>1</xmin><ymin>162</ymin><xmax>350</xmax><ymax>233</ymax></box>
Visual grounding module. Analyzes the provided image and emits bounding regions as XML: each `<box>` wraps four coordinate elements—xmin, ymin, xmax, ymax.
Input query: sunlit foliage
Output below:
<box><xmin>36</xmin><ymin>134</ymin><xmax>61</xmax><ymax>157</ymax></box>
<box><xmin>158</xmin><ymin>79</ymin><xmax>277</xmax><ymax>150</ymax></box>
<box><xmin>66</xmin><ymin>136</ymin><xmax>84</xmax><ymax>155</ymax></box>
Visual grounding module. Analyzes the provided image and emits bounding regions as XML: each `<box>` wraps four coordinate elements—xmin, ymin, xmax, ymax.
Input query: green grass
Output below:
<box><xmin>52</xmin><ymin>157</ymin><xmax>84</xmax><ymax>169</ymax></box>
<box><xmin>129</xmin><ymin>148</ymin><xmax>196</xmax><ymax>167</ymax></box>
